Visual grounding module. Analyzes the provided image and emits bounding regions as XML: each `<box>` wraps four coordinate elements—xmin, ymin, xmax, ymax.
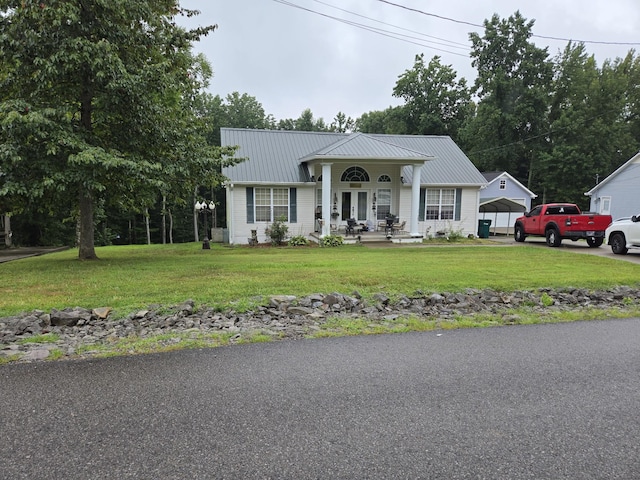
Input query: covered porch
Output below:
<box><xmin>301</xmin><ymin>133</ymin><xmax>434</xmax><ymax>241</ymax></box>
<box><xmin>309</xmin><ymin>227</ymin><xmax>422</xmax><ymax>245</ymax></box>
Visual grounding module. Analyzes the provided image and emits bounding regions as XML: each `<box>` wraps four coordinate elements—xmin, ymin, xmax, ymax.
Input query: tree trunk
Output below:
<box><xmin>3</xmin><ymin>214</ymin><xmax>11</xmax><ymax>247</ymax></box>
<box><xmin>161</xmin><ymin>195</ymin><xmax>167</xmax><ymax>244</ymax></box>
<box><xmin>78</xmin><ymin>189</ymin><xmax>97</xmax><ymax>260</ymax></box>
<box><xmin>193</xmin><ymin>186</ymin><xmax>199</xmax><ymax>242</ymax></box>
<box><xmin>169</xmin><ymin>209</ymin><xmax>174</xmax><ymax>244</ymax></box>
<box><xmin>145</xmin><ymin>208</ymin><xmax>151</xmax><ymax>245</ymax></box>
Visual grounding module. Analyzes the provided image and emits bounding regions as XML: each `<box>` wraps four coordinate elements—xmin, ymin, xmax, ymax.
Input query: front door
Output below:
<box><xmin>341</xmin><ymin>191</ymin><xmax>368</xmax><ymax>222</ymax></box>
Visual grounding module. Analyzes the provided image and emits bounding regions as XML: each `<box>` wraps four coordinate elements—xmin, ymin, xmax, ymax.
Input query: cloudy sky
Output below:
<box><xmin>178</xmin><ymin>0</ymin><xmax>640</xmax><ymax>124</ymax></box>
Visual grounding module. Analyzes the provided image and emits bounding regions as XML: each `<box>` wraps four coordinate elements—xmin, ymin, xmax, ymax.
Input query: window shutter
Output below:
<box><xmin>289</xmin><ymin>188</ymin><xmax>297</xmax><ymax>223</ymax></box>
<box><xmin>246</xmin><ymin>188</ymin><xmax>254</xmax><ymax>224</ymax></box>
<box><xmin>419</xmin><ymin>188</ymin><xmax>426</xmax><ymax>221</ymax></box>
<box><xmin>454</xmin><ymin>188</ymin><xmax>462</xmax><ymax>221</ymax></box>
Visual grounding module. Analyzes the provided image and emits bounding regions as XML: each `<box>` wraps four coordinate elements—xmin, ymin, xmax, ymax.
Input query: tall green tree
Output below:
<box><xmin>356</xmin><ymin>106</ymin><xmax>409</xmax><ymax>134</ymax></box>
<box><xmin>536</xmin><ymin>44</ymin><xmax>636</xmax><ymax>205</ymax></box>
<box><xmin>464</xmin><ymin>12</ymin><xmax>552</xmax><ymax>188</ymax></box>
<box><xmin>195</xmin><ymin>91</ymin><xmax>274</xmax><ymax>146</ymax></box>
<box><xmin>277</xmin><ymin>108</ymin><xmax>327</xmax><ymax>131</ymax></box>
<box><xmin>0</xmin><ymin>0</ymin><xmax>235</xmax><ymax>259</ymax></box>
<box><xmin>329</xmin><ymin>111</ymin><xmax>355</xmax><ymax>133</ymax></box>
<box><xmin>392</xmin><ymin>54</ymin><xmax>472</xmax><ymax>139</ymax></box>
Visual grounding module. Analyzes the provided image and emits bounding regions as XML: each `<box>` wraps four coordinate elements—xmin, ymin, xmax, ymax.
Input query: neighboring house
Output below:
<box><xmin>479</xmin><ymin>171</ymin><xmax>537</xmax><ymax>233</ymax></box>
<box><xmin>585</xmin><ymin>151</ymin><xmax>640</xmax><ymax>221</ymax></box>
<box><xmin>221</xmin><ymin>128</ymin><xmax>487</xmax><ymax>245</ymax></box>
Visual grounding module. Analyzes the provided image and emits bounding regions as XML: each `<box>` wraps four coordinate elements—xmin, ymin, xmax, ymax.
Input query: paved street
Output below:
<box><xmin>2</xmin><ymin>319</ymin><xmax>640</xmax><ymax>479</ymax></box>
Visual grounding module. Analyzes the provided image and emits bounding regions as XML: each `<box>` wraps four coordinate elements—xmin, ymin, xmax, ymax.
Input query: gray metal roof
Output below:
<box><xmin>300</xmin><ymin>132</ymin><xmax>432</xmax><ymax>161</ymax></box>
<box><xmin>479</xmin><ymin>197</ymin><xmax>528</xmax><ymax>213</ymax></box>
<box><xmin>221</xmin><ymin>128</ymin><xmax>486</xmax><ymax>186</ymax></box>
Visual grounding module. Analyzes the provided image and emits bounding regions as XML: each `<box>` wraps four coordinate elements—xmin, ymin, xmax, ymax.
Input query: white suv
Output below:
<box><xmin>605</xmin><ymin>215</ymin><xmax>640</xmax><ymax>255</ymax></box>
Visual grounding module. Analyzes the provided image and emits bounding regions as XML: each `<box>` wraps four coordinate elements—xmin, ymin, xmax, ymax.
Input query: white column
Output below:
<box><xmin>321</xmin><ymin>163</ymin><xmax>332</xmax><ymax>237</ymax></box>
<box><xmin>410</xmin><ymin>163</ymin><xmax>423</xmax><ymax>237</ymax></box>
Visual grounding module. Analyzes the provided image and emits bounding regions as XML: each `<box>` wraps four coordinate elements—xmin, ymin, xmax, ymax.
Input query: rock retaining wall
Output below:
<box><xmin>2</xmin><ymin>286</ymin><xmax>639</xmax><ymax>362</ymax></box>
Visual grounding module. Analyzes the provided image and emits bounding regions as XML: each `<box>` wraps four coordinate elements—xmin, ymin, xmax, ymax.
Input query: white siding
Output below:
<box><xmin>227</xmin><ymin>185</ymin><xmax>316</xmax><ymax>245</ymax></box>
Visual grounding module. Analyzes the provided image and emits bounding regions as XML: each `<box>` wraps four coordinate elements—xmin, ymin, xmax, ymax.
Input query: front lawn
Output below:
<box><xmin>1</xmin><ymin>242</ymin><xmax>637</xmax><ymax>317</ymax></box>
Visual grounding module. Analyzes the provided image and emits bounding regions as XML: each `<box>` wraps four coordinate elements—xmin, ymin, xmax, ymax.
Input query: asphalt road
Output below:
<box><xmin>2</xmin><ymin>319</ymin><xmax>640</xmax><ymax>479</ymax></box>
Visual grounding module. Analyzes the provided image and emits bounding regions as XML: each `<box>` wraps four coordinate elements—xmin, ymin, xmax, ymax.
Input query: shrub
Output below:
<box><xmin>265</xmin><ymin>216</ymin><xmax>289</xmax><ymax>246</ymax></box>
<box><xmin>321</xmin><ymin>235</ymin><xmax>343</xmax><ymax>247</ymax></box>
<box><xmin>288</xmin><ymin>235</ymin><xmax>309</xmax><ymax>247</ymax></box>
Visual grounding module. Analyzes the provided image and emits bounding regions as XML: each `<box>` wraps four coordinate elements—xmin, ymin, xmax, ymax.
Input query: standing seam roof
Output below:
<box><xmin>221</xmin><ymin>128</ymin><xmax>486</xmax><ymax>186</ymax></box>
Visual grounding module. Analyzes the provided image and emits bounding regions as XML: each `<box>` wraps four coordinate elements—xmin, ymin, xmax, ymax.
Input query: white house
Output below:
<box><xmin>585</xmin><ymin>151</ymin><xmax>640</xmax><ymax>221</ymax></box>
<box><xmin>479</xmin><ymin>171</ymin><xmax>537</xmax><ymax>234</ymax></box>
<box><xmin>221</xmin><ymin>128</ymin><xmax>487</xmax><ymax>245</ymax></box>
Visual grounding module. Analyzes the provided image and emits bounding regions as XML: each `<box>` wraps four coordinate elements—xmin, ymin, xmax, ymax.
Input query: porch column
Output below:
<box><xmin>321</xmin><ymin>163</ymin><xmax>332</xmax><ymax>237</ymax></box>
<box><xmin>410</xmin><ymin>163</ymin><xmax>423</xmax><ymax>237</ymax></box>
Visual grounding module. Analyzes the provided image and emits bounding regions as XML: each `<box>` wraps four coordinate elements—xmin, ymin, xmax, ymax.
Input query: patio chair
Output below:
<box><xmin>392</xmin><ymin>220</ymin><xmax>406</xmax><ymax>234</ymax></box>
<box><xmin>385</xmin><ymin>218</ymin><xmax>395</xmax><ymax>236</ymax></box>
<box><xmin>346</xmin><ymin>218</ymin><xmax>357</xmax><ymax>236</ymax></box>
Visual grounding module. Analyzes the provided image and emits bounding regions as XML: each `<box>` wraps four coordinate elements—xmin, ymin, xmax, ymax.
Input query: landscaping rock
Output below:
<box><xmin>1</xmin><ymin>287</ymin><xmax>639</xmax><ymax>363</ymax></box>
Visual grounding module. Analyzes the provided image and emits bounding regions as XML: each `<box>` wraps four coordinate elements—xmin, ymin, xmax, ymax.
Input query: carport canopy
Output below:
<box><xmin>479</xmin><ymin>197</ymin><xmax>528</xmax><ymax>236</ymax></box>
<box><xmin>479</xmin><ymin>197</ymin><xmax>528</xmax><ymax>214</ymax></box>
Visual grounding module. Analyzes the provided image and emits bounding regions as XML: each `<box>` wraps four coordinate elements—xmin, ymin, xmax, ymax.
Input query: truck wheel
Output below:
<box><xmin>586</xmin><ymin>237</ymin><xmax>603</xmax><ymax>248</ymax></box>
<box><xmin>610</xmin><ymin>233</ymin><xmax>628</xmax><ymax>255</ymax></box>
<box><xmin>514</xmin><ymin>225</ymin><xmax>526</xmax><ymax>242</ymax></box>
<box><xmin>545</xmin><ymin>228</ymin><xmax>562</xmax><ymax>247</ymax></box>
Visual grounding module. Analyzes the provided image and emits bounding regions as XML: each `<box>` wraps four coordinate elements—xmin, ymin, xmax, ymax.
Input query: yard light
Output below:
<box><xmin>195</xmin><ymin>199</ymin><xmax>216</xmax><ymax>242</ymax></box>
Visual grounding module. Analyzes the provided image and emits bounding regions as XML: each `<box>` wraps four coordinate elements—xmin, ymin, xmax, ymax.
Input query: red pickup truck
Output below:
<box><xmin>514</xmin><ymin>203</ymin><xmax>612</xmax><ymax>247</ymax></box>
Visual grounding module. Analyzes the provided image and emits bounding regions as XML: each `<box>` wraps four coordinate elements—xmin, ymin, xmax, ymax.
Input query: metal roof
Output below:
<box><xmin>221</xmin><ymin>128</ymin><xmax>486</xmax><ymax>186</ymax></box>
<box><xmin>479</xmin><ymin>197</ymin><xmax>528</xmax><ymax>213</ymax></box>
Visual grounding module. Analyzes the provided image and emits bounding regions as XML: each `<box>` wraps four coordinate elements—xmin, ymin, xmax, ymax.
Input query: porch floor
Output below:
<box><xmin>309</xmin><ymin>230</ymin><xmax>423</xmax><ymax>245</ymax></box>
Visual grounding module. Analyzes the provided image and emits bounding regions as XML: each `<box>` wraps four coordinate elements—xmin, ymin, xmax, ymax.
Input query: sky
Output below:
<box><xmin>177</xmin><ymin>0</ymin><xmax>640</xmax><ymax>124</ymax></box>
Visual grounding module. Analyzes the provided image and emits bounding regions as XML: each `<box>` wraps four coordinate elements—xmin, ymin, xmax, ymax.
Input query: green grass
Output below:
<box><xmin>17</xmin><ymin>333</ymin><xmax>60</xmax><ymax>344</ymax></box>
<box><xmin>1</xmin><ymin>242</ymin><xmax>638</xmax><ymax>317</ymax></box>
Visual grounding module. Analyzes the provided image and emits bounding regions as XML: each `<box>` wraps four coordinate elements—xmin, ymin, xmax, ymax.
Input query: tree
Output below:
<box><xmin>356</xmin><ymin>106</ymin><xmax>409</xmax><ymax>134</ymax></box>
<box><xmin>196</xmin><ymin>91</ymin><xmax>275</xmax><ymax>146</ymax></box>
<box><xmin>536</xmin><ymin>46</ymin><xmax>638</xmax><ymax>205</ymax></box>
<box><xmin>329</xmin><ymin>111</ymin><xmax>355</xmax><ymax>133</ymax></box>
<box><xmin>277</xmin><ymin>109</ymin><xmax>327</xmax><ymax>131</ymax></box>
<box><xmin>464</xmin><ymin>12</ymin><xmax>553</xmax><ymax>189</ymax></box>
<box><xmin>392</xmin><ymin>54</ymin><xmax>472</xmax><ymax>139</ymax></box>
<box><xmin>0</xmin><ymin>1</ymin><xmax>235</xmax><ymax>259</ymax></box>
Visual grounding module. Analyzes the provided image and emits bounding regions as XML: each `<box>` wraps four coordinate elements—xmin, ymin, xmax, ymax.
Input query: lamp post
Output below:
<box><xmin>195</xmin><ymin>200</ymin><xmax>215</xmax><ymax>242</ymax></box>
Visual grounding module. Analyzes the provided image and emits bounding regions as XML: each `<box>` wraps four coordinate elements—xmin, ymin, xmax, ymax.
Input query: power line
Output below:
<box><xmin>376</xmin><ymin>0</ymin><xmax>640</xmax><ymax>47</ymax></box>
<box><xmin>309</xmin><ymin>0</ymin><xmax>468</xmax><ymax>49</ymax></box>
<box><xmin>272</xmin><ymin>0</ymin><xmax>469</xmax><ymax>57</ymax></box>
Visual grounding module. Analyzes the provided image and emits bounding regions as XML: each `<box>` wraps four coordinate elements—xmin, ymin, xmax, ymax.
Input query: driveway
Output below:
<box><xmin>0</xmin><ymin>246</ymin><xmax>69</xmax><ymax>263</ymax></box>
<box><xmin>491</xmin><ymin>235</ymin><xmax>640</xmax><ymax>264</ymax></box>
<box><xmin>2</xmin><ymin>319</ymin><xmax>640</xmax><ymax>479</ymax></box>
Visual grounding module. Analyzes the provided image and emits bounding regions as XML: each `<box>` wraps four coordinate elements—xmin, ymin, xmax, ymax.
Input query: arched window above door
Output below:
<box><xmin>341</xmin><ymin>166</ymin><xmax>370</xmax><ymax>182</ymax></box>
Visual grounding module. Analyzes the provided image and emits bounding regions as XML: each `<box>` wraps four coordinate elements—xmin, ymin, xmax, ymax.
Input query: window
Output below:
<box><xmin>255</xmin><ymin>187</ymin><xmax>289</xmax><ymax>222</ymax></box>
<box><xmin>425</xmin><ymin>188</ymin><xmax>455</xmax><ymax>220</ymax></box>
<box><xmin>377</xmin><ymin>174</ymin><xmax>391</xmax><ymax>183</ymax></box>
<box><xmin>499</xmin><ymin>179</ymin><xmax>506</xmax><ymax>190</ymax></box>
<box><xmin>376</xmin><ymin>188</ymin><xmax>391</xmax><ymax>220</ymax></box>
<box><xmin>341</xmin><ymin>166</ymin><xmax>370</xmax><ymax>182</ymax></box>
<box><xmin>600</xmin><ymin>196</ymin><xmax>611</xmax><ymax>215</ymax></box>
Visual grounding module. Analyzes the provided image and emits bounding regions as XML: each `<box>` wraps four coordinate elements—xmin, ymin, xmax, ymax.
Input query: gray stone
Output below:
<box><xmin>50</xmin><ymin>310</ymin><xmax>82</xmax><ymax>327</ymax></box>
<box><xmin>22</xmin><ymin>349</ymin><xmax>50</xmax><ymax>361</ymax></box>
